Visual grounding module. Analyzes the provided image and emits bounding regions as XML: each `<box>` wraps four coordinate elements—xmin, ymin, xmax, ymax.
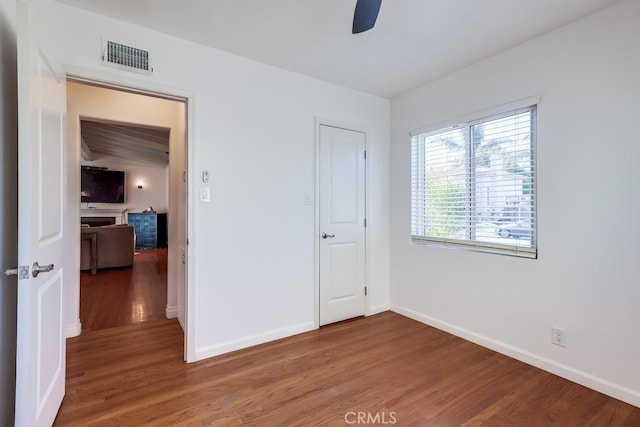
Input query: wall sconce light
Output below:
<box><xmin>137</xmin><ymin>181</ymin><xmax>143</xmax><ymax>189</ymax></box>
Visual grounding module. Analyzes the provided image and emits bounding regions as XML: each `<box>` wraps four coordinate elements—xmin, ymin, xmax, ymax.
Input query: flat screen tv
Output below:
<box><xmin>81</xmin><ymin>167</ymin><xmax>125</xmax><ymax>203</ymax></box>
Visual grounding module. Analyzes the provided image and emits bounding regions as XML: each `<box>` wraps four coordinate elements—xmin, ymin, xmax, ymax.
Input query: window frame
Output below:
<box><xmin>410</xmin><ymin>97</ymin><xmax>538</xmax><ymax>259</ymax></box>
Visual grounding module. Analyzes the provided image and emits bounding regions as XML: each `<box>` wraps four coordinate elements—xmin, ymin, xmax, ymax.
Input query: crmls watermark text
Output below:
<box><xmin>344</xmin><ymin>411</ymin><xmax>397</xmax><ymax>425</ymax></box>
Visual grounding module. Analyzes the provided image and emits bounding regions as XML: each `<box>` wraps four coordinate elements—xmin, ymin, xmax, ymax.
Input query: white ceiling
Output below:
<box><xmin>55</xmin><ymin>0</ymin><xmax>620</xmax><ymax>98</ymax></box>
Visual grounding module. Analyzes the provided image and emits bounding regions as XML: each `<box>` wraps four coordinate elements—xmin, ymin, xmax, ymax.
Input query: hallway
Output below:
<box><xmin>79</xmin><ymin>248</ymin><xmax>168</xmax><ymax>331</ymax></box>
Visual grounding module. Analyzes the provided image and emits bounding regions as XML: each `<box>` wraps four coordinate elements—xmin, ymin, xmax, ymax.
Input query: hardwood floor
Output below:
<box><xmin>55</xmin><ymin>311</ymin><xmax>640</xmax><ymax>426</ymax></box>
<box><xmin>79</xmin><ymin>248</ymin><xmax>168</xmax><ymax>331</ymax></box>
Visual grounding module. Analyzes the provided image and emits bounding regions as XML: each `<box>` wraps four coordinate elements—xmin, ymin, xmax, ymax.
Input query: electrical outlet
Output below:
<box><xmin>552</xmin><ymin>327</ymin><xmax>567</xmax><ymax>347</ymax></box>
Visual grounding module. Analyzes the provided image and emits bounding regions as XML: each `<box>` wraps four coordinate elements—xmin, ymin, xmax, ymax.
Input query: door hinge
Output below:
<box><xmin>4</xmin><ymin>265</ymin><xmax>29</xmax><ymax>280</ymax></box>
<box><xmin>364</xmin><ymin>218</ymin><xmax>367</xmax><ymax>228</ymax></box>
<box><xmin>364</xmin><ymin>150</ymin><xmax>367</xmax><ymax>160</ymax></box>
<box><xmin>364</xmin><ymin>286</ymin><xmax>367</xmax><ymax>296</ymax></box>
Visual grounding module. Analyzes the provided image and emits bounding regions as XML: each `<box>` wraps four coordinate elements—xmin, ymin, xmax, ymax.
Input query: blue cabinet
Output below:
<box><xmin>128</xmin><ymin>213</ymin><xmax>167</xmax><ymax>249</ymax></box>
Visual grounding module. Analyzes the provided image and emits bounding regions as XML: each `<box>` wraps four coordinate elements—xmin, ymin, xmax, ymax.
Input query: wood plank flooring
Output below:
<box><xmin>79</xmin><ymin>248</ymin><xmax>167</xmax><ymax>331</ymax></box>
<box><xmin>55</xmin><ymin>310</ymin><xmax>640</xmax><ymax>426</ymax></box>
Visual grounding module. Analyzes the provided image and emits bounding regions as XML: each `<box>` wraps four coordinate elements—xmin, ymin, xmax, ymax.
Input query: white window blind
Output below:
<box><xmin>411</xmin><ymin>105</ymin><xmax>537</xmax><ymax>258</ymax></box>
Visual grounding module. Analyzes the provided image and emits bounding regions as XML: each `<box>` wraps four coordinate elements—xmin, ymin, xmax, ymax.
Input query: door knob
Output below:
<box><xmin>32</xmin><ymin>262</ymin><xmax>54</xmax><ymax>278</ymax></box>
<box><xmin>321</xmin><ymin>233</ymin><xmax>335</xmax><ymax>239</ymax></box>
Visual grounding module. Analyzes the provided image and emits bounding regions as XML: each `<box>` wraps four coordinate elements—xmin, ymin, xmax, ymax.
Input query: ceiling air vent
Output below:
<box><xmin>102</xmin><ymin>40</ymin><xmax>153</xmax><ymax>75</ymax></box>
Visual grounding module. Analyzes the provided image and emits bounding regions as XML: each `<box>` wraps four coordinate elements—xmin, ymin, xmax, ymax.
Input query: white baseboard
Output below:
<box><xmin>193</xmin><ymin>321</ymin><xmax>316</xmax><ymax>362</ymax></box>
<box><xmin>165</xmin><ymin>305</ymin><xmax>178</xmax><ymax>319</ymax></box>
<box><xmin>391</xmin><ymin>304</ymin><xmax>640</xmax><ymax>408</ymax></box>
<box><xmin>177</xmin><ymin>314</ymin><xmax>185</xmax><ymax>332</ymax></box>
<box><xmin>65</xmin><ymin>320</ymin><xmax>81</xmax><ymax>338</ymax></box>
<box><xmin>368</xmin><ymin>303</ymin><xmax>390</xmax><ymax>316</ymax></box>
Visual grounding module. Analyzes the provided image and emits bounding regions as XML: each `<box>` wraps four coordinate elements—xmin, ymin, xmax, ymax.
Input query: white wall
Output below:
<box><xmin>0</xmin><ymin>0</ymin><xmax>17</xmax><ymax>423</ymax></box>
<box><xmin>42</xmin><ymin>0</ymin><xmax>390</xmax><ymax>360</ymax></box>
<box><xmin>390</xmin><ymin>0</ymin><xmax>640</xmax><ymax>407</ymax></box>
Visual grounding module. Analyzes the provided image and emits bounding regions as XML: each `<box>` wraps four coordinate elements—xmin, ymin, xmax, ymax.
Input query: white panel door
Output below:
<box><xmin>319</xmin><ymin>125</ymin><xmax>366</xmax><ymax>326</ymax></box>
<box><xmin>15</xmin><ymin>1</ymin><xmax>67</xmax><ymax>425</ymax></box>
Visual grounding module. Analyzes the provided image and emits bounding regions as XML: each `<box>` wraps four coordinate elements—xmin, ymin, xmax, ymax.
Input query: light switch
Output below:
<box><xmin>305</xmin><ymin>192</ymin><xmax>313</xmax><ymax>206</ymax></box>
<box><xmin>200</xmin><ymin>186</ymin><xmax>210</xmax><ymax>203</ymax></box>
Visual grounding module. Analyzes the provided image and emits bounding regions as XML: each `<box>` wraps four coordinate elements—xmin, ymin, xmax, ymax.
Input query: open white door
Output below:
<box><xmin>319</xmin><ymin>125</ymin><xmax>366</xmax><ymax>326</ymax></box>
<box><xmin>15</xmin><ymin>0</ymin><xmax>67</xmax><ymax>425</ymax></box>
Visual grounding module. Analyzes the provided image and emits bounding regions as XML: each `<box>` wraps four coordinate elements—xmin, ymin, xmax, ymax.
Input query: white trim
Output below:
<box><xmin>165</xmin><ymin>305</ymin><xmax>178</xmax><ymax>319</ymax></box>
<box><xmin>64</xmin><ymin>320</ymin><xmax>81</xmax><ymax>338</ymax></box>
<box><xmin>65</xmin><ymin>67</ymin><xmax>191</xmax><ymax>101</ymax></box>
<box><xmin>409</xmin><ymin>95</ymin><xmax>540</xmax><ymax>137</ymax></box>
<box><xmin>313</xmin><ymin>120</ymin><xmax>320</xmax><ymax>329</ymax></box>
<box><xmin>369</xmin><ymin>304</ymin><xmax>390</xmax><ymax>316</ymax></box>
<box><xmin>194</xmin><ymin>321</ymin><xmax>316</xmax><ymax>361</ymax></box>
<box><xmin>391</xmin><ymin>304</ymin><xmax>640</xmax><ymax>408</ymax></box>
<box><xmin>185</xmin><ymin>92</ymin><xmax>196</xmax><ymax>362</ymax></box>
<box><xmin>411</xmin><ymin>236</ymin><xmax>537</xmax><ymax>259</ymax></box>
<box><xmin>177</xmin><ymin>313</ymin><xmax>185</xmax><ymax>332</ymax></box>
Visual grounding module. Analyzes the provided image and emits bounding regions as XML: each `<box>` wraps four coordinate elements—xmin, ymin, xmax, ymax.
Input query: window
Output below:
<box><xmin>411</xmin><ymin>104</ymin><xmax>537</xmax><ymax>258</ymax></box>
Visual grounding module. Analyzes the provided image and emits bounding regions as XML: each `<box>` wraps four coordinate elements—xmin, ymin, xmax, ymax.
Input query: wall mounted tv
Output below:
<box><xmin>81</xmin><ymin>167</ymin><xmax>126</xmax><ymax>203</ymax></box>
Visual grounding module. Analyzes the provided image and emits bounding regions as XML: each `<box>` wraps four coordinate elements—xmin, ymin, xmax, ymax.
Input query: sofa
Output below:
<box><xmin>80</xmin><ymin>224</ymin><xmax>135</xmax><ymax>272</ymax></box>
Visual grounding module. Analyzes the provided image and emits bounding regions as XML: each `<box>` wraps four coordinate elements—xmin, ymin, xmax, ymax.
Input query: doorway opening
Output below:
<box><xmin>67</xmin><ymin>79</ymin><xmax>188</xmax><ymax>350</ymax></box>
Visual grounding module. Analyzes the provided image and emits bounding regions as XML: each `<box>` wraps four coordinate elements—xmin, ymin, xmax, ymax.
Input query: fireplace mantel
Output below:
<box><xmin>81</xmin><ymin>208</ymin><xmax>126</xmax><ymax>225</ymax></box>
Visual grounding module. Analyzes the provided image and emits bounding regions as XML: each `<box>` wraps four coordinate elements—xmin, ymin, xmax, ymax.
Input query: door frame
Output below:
<box><xmin>63</xmin><ymin>66</ymin><xmax>197</xmax><ymax>361</ymax></box>
<box><xmin>314</xmin><ymin>117</ymin><xmax>369</xmax><ymax>328</ymax></box>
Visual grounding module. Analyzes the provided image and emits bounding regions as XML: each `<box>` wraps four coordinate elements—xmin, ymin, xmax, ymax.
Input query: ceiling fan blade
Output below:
<box><xmin>352</xmin><ymin>0</ymin><xmax>382</xmax><ymax>34</ymax></box>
